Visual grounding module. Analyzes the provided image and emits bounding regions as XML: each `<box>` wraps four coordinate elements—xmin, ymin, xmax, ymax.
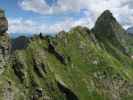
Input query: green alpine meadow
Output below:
<box><xmin>0</xmin><ymin>3</ymin><xmax>133</xmax><ymax>100</ymax></box>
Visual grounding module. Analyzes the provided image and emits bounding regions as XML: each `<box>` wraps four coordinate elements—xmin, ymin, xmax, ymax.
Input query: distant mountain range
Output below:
<box><xmin>11</xmin><ymin>36</ymin><xmax>30</xmax><ymax>51</ymax></box>
<box><xmin>10</xmin><ymin>32</ymin><xmax>56</xmax><ymax>38</ymax></box>
<box><xmin>127</xmin><ymin>27</ymin><xmax>133</xmax><ymax>35</ymax></box>
<box><xmin>9</xmin><ymin>33</ymin><xmax>33</xmax><ymax>38</ymax></box>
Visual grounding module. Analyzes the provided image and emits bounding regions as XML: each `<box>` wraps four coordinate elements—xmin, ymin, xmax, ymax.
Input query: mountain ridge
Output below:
<box><xmin>0</xmin><ymin>9</ymin><xmax>132</xmax><ymax>100</ymax></box>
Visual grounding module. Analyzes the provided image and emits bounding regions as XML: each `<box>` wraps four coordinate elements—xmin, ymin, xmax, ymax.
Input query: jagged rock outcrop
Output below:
<box><xmin>92</xmin><ymin>10</ymin><xmax>129</xmax><ymax>54</ymax></box>
<box><xmin>57</xmin><ymin>81</ymin><xmax>78</xmax><ymax>100</ymax></box>
<box><xmin>48</xmin><ymin>43</ymin><xmax>69</xmax><ymax>65</ymax></box>
<box><xmin>0</xmin><ymin>8</ymin><xmax>10</xmax><ymax>73</ymax></box>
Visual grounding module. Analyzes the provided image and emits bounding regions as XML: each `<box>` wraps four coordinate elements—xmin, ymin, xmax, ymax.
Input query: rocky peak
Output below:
<box><xmin>93</xmin><ymin>10</ymin><xmax>119</xmax><ymax>36</ymax></box>
<box><xmin>99</xmin><ymin>10</ymin><xmax>114</xmax><ymax>19</ymax></box>
<box><xmin>93</xmin><ymin>10</ymin><xmax>128</xmax><ymax>53</ymax></box>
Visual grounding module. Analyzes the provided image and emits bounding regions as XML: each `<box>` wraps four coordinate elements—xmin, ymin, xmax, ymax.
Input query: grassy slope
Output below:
<box><xmin>0</xmin><ymin>27</ymin><xmax>133</xmax><ymax>100</ymax></box>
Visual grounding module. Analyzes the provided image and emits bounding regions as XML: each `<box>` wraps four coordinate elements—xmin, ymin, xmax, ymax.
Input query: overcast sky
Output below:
<box><xmin>0</xmin><ymin>0</ymin><xmax>133</xmax><ymax>35</ymax></box>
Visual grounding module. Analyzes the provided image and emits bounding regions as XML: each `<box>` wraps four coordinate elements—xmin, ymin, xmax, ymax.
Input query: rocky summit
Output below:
<box><xmin>92</xmin><ymin>10</ymin><xmax>130</xmax><ymax>58</ymax></box>
<box><xmin>0</xmin><ymin>9</ymin><xmax>133</xmax><ymax>100</ymax></box>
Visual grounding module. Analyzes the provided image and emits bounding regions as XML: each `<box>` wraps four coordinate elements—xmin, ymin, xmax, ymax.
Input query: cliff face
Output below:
<box><xmin>0</xmin><ymin>9</ymin><xmax>133</xmax><ymax>100</ymax></box>
<box><xmin>0</xmin><ymin>9</ymin><xmax>10</xmax><ymax>73</ymax></box>
<box><xmin>92</xmin><ymin>10</ymin><xmax>129</xmax><ymax>54</ymax></box>
<box><xmin>11</xmin><ymin>36</ymin><xmax>29</xmax><ymax>52</ymax></box>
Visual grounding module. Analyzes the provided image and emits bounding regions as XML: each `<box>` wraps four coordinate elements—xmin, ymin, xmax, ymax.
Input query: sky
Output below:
<box><xmin>0</xmin><ymin>0</ymin><xmax>133</xmax><ymax>36</ymax></box>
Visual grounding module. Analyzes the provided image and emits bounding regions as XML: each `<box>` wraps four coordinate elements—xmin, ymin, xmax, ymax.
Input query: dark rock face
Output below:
<box><xmin>93</xmin><ymin>10</ymin><xmax>129</xmax><ymax>54</ymax></box>
<box><xmin>48</xmin><ymin>43</ymin><xmax>68</xmax><ymax>65</ymax></box>
<box><xmin>93</xmin><ymin>10</ymin><xmax>116</xmax><ymax>36</ymax></box>
<box><xmin>0</xmin><ymin>9</ymin><xmax>8</xmax><ymax>34</ymax></box>
<box><xmin>12</xmin><ymin>59</ymin><xmax>26</xmax><ymax>83</ymax></box>
<box><xmin>57</xmin><ymin>82</ymin><xmax>78</xmax><ymax>100</ymax></box>
<box><xmin>0</xmin><ymin>9</ymin><xmax>10</xmax><ymax>73</ymax></box>
<box><xmin>11</xmin><ymin>36</ymin><xmax>30</xmax><ymax>52</ymax></box>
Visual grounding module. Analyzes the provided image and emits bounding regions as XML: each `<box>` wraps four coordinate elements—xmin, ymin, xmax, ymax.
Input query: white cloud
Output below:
<box><xmin>20</xmin><ymin>0</ymin><xmax>86</xmax><ymax>15</ymax></box>
<box><xmin>20</xmin><ymin>0</ymin><xmax>133</xmax><ymax>28</ymax></box>
<box><xmin>8</xmin><ymin>0</ymin><xmax>133</xmax><ymax>34</ymax></box>
<box><xmin>8</xmin><ymin>16</ymin><xmax>90</xmax><ymax>34</ymax></box>
<box><xmin>20</xmin><ymin>0</ymin><xmax>50</xmax><ymax>14</ymax></box>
